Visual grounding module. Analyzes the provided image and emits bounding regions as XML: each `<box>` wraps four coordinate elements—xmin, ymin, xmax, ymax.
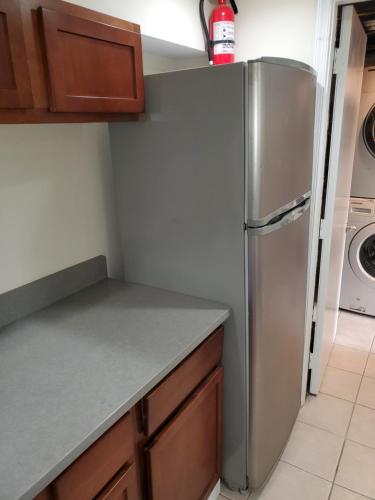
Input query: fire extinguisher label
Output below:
<box><xmin>213</xmin><ymin>21</ymin><xmax>235</xmax><ymax>55</ymax></box>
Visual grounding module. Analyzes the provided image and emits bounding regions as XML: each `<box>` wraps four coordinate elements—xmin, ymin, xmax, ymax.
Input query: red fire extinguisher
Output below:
<box><xmin>200</xmin><ymin>0</ymin><xmax>238</xmax><ymax>65</ymax></box>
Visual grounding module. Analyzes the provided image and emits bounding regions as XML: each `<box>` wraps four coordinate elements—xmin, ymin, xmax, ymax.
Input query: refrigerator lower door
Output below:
<box><xmin>247</xmin><ymin>202</ymin><xmax>310</xmax><ymax>489</ymax></box>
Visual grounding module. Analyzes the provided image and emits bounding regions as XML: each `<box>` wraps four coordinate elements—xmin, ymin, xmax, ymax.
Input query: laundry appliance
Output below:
<box><xmin>351</xmin><ymin>67</ymin><xmax>375</xmax><ymax>198</ymax></box>
<box><xmin>341</xmin><ymin>197</ymin><xmax>375</xmax><ymax>317</ymax></box>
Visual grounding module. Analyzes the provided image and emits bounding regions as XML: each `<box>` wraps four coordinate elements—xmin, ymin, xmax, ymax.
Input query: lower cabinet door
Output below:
<box><xmin>146</xmin><ymin>367</ymin><xmax>223</xmax><ymax>500</ymax></box>
<box><xmin>96</xmin><ymin>463</ymin><xmax>139</xmax><ymax>500</ymax></box>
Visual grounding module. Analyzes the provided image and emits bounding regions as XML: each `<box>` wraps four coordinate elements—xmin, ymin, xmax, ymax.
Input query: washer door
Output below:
<box><xmin>363</xmin><ymin>104</ymin><xmax>375</xmax><ymax>158</ymax></box>
<box><xmin>349</xmin><ymin>223</ymin><xmax>375</xmax><ymax>288</ymax></box>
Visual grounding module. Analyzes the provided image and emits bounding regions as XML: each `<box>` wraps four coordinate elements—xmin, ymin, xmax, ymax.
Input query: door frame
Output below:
<box><xmin>302</xmin><ymin>0</ymin><xmax>370</xmax><ymax>403</ymax></box>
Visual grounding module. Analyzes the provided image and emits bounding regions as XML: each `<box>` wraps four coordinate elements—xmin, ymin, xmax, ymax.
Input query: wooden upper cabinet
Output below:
<box><xmin>0</xmin><ymin>0</ymin><xmax>144</xmax><ymax>123</ymax></box>
<box><xmin>40</xmin><ymin>7</ymin><xmax>144</xmax><ymax>113</ymax></box>
<box><xmin>0</xmin><ymin>0</ymin><xmax>33</xmax><ymax>108</ymax></box>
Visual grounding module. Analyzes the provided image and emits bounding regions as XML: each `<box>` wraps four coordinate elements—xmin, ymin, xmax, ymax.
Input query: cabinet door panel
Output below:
<box><xmin>146</xmin><ymin>368</ymin><xmax>223</xmax><ymax>500</ymax></box>
<box><xmin>0</xmin><ymin>0</ymin><xmax>33</xmax><ymax>108</ymax></box>
<box><xmin>52</xmin><ymin>413</ymin><xmax>134</xmax><ymax>500</ymax></box>
<box><xmin>40</xmin><ymin>7</ymin><xmax>144</xmax><ymax>113</ymax></box>
<box><xmin>145</xmin><ymin>326</ymin><xmax>224</xmax><ymax>437</ymax></box>
<box><xmin>96</xmin><ymin>464</ymin><xmax>139</xmax><ymax>500</ymax></box>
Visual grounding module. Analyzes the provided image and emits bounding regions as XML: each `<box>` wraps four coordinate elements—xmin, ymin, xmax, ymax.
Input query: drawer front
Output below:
<box><xmin>40</xmin><ymin>7</ymin><xmax>144</xmax><ymax>113</ymax></box>
<box><xmin>144</xmin><ymin>326</ymin><xmax>224</xmax><ymax>436</ymax></box>
<box><xmin>52</xmin><ymin>413</ymin><xmax>134</xmax><ymax>500</ymax></box>
<box><xmin>146</xmin><ymin>367</ymin><xmax>223</xmax><ymax>500</ymax></box>
<box><xmin>96</xmin><ymin>463</ymin><xmax>139</xmax><ymax>500</ymax></box>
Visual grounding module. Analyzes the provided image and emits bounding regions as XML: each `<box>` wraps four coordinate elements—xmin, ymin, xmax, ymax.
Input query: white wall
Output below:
<box><xmin>0</xmin><ymin>124</ymin><xmax>123</xmax><ymax>294</ymax></box>
<box><xmin>75</xmin><ymin>0</ymin><xmax>317</xmax><ymax>67</ymax></box>
<box><xmin>235</xmin><ymin>0</ymin><xmax>317</xmax><ymax>66</ymax></box>
<box><xmin>73</xmin><ymin>0</ymin><xmax>206</xmax><ymax>52</ymax></box>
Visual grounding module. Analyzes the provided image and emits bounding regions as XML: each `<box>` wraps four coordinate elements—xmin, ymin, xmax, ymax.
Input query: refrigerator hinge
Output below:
<box><xmin>308</xmin><ymin>350</ymin><xmax>315</xmax><ymax>370</ymax></box>
<box><xmin>308</xmin><ymin>320</ymin><xmax>316</xmax><ymax>369</ymax></box>
<box><xmin>319</xmin><ymin>218</ymin><xmax>329</xmax><ymax>240</ymax></box>
<box><xmin>332</xmin><ymin>47</ymin><xmax>341</xmax><ymax>75</ymax></box>
<box><xmin>332</xmin><ymin>47</ymin><xmax>339</xmax><ymax>75</ymax></box>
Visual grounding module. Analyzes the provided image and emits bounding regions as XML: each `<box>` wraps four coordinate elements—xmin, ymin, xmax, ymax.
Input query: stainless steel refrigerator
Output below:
<box><xmin>110</xmin><ymin>59</ymin><xmax>316</xmax><ymax>492</ymax></box>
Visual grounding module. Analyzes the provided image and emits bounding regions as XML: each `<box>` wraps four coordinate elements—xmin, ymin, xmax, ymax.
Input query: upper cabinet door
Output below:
<box><xmin>40</xmin><ymin>7</ymin><xmax>144</xmax><ymax>113</ymax></box>
<box><xmin>0</xmin><ymin>0</ymin><xmax>33</xmax><ymax>108</ymax></box>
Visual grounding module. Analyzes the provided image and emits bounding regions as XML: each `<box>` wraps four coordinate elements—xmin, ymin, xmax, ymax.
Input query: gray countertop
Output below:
<box><xmin>0</xmin><ymin>279</ymin><xmax>229</xmax><ymax>500</ymax></box>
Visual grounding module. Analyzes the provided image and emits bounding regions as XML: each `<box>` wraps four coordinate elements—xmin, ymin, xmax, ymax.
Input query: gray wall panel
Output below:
<box><xmin>0</xmin><ymin>256</ymin><xmax>107</xmax><ymax>329</ymax></box>
<box><xmin>110</xmin><ymin>63</ymin><xmax>248</xmax><ymax>488</ymax></box>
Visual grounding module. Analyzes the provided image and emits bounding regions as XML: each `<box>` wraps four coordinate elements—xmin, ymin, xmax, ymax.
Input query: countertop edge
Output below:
<box><xmin>23</xmin><ymin>310</ymin><xmax>230</xmax><ymax>500</ymax></box>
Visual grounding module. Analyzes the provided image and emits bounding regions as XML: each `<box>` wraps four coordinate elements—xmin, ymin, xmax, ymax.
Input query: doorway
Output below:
<box><xmin>304</xmin><ymin>0</ymin><xmax>371</xmax><ymax>397</ymax></box>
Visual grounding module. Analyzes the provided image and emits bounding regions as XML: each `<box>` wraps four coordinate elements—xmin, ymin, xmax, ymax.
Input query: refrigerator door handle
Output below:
<box><xmin>248</xmin><ymin>191</ymin><xmax>311</xmax><ymax>228</ymax></box>
<box><xmin>246</xmin><ymin>197</ymin><xmax>310</xmax><ymax>236</ymax></box>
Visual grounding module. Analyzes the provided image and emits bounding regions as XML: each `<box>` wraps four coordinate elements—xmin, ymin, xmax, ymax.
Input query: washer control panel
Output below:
<box><xmin>350</xmin><ymin>197</ymin><xmax>375</xmax><ymax>216</ymax></box>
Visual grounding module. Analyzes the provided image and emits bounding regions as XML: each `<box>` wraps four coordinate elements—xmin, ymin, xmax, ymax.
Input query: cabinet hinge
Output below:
<box><xmin>309</xmin><ymin>320</ymin><xmax>316</xmax><ymax>370</ymax></box>
<box><xmin>319</xmin><ymin>218</ymin><xmax>329</xmax><ymax>240</ymax></box>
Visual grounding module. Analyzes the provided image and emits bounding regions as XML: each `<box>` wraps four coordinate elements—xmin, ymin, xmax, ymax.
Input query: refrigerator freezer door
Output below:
<box><xmin>247</xmin><ymin>205</ymin><xmax>310</xmax><ymax>489</ymax></box>
<box><xmin>248</xmin><ymin>59</ymin><xmax>316</xmax><ymax>224</ymax></box>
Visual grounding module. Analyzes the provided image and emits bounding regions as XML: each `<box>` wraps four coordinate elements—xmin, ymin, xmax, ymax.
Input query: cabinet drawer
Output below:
<box><xmin>144</xmin><ymin>326</ymin><xmax>223</xmax><ymax>436</ymax></box>
<box><xmin>96</xmin><ymin>463</ymin><xmax>139</xmax><ymax>500</ymax></box>
<box><xmin>52</xmin><ymin>413</ymin><xmax>134</xmax><ymax>500</ymax></box>
<box><xmin>40</xmin><ymin>7</ymin><xmax>144</xmax><ymax>113</ymax></box>
<box><xmin>146</xmin><ymin>367</ymin><xmax>223</xmax><ymax>500</ymax></box>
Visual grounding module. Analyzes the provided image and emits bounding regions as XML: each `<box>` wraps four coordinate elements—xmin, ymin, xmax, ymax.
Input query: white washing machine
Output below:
<box><xmin>351</xmin><ymin>68</ymin><xmax>375</xmax><ymax>198</ymax></box>
<box><xmin>340</xmin><ymin>197</ymin><xmax>375</xmax><ymax>316</ymax></box>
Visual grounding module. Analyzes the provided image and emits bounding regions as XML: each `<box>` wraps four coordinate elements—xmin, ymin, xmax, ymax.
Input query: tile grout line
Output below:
<box><xmin>330</xmin><ymin>326</ymin><xmax>375</xmax><ymax>498</ymax></box>
<box><xmin>332</xmin><ymin>341</ymin><xmax>372</xmax><ymax>353</ymax></box>
<box><xmin>278</xmin><ymin>458</ymin><xmax>333</xmax><ymax>484</ymax></box>
<box><xmin>330</xmin><ymin>343</ymin><xmax>367</xmax><ymax>486</ymax></box>
<box><xmin>320</xmin><ymin>386</ymin><xmax>357</xmax><ymax>404</ymax></box>
<box><xmin>296</xmin><ymin>415</ymin><xmax>350</xmax><ymax>439</ymax></box>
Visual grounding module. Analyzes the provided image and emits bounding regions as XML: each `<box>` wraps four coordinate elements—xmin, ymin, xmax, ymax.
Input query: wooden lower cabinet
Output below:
<box><xmin>34</xmin><ymin>327</ymin><xmax>224</xmax><ymax>500</ymax></box>
<box><xmin>96</xmin><ymin>464</ymin><xmax>139</xmax><ymax>500</ymax></box>
<box><xmin>145</xmin><ymin>368</ymin><xmax>223</xmax><ymax>500</ymax></box>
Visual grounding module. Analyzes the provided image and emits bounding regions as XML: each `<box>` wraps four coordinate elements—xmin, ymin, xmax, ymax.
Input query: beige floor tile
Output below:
<box><xmin>338</xmin><ymin>311</ymin><xmax>375</xmax><ymax>335</ymax></box>
<box><xmin>335</xmin><ymin>328</ymin><xmax>375</xmax><ymax>352</ymax></box>
<box><xmin>281</xmin><ymin>421</ymin><xmax>343</xmax><ymax>481</ymax></box>
<box><xmin>329</xmin><ymin>344</ymin><xmax>368</xmax><ymax>374</ymax></box>
<box><xmin>357</xmin><ymin>377</ymin><xmax>375</xmax><ymax>409</ymax></box>
<box><xmin>255</xmin><ymin>462</ymin><xmax>331</xmax><ymax>500</ymax></box>
<box><xmin>320</xmin><ymin>367</ymin><xmax>361</xmax><ymax>402</ymax></box>
<box><xmin>336</xmin><ymin>312</ymin><xmax>375</xmax><ymax>351</ymax></box>
<box><xmin>298</xmin><ymin>394</ymin><xmax>353</xmax><ymax>436</ymax></box>
<box><xmin>365</xmin><ymin>354</ymin><xmax>375</xmax><ymax>379</ymax></box>
<box><xmin>221</xmin><ymin>484</ymin><xmax>248</xmax><ymax>499</ymax></box>
<box><xmin>347</xmin><ymin>404</ymin><xmax>375</xmax><ymax>449</ymax></box>
<box><xmin>330</xmin><ymin>485</ymin><xmax>370</xmax><ymax>500</ymax></box>
<box><xmin>335</xmin><ymin>441</ymin><xmax>375</xmax><ymax>498</ymax></box>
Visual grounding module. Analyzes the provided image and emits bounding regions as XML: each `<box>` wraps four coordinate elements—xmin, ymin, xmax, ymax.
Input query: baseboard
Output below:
<box><xmin>207</xmin><ymin>480</ymin><xmax>221</xmax><ymax>500</ymax></box>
